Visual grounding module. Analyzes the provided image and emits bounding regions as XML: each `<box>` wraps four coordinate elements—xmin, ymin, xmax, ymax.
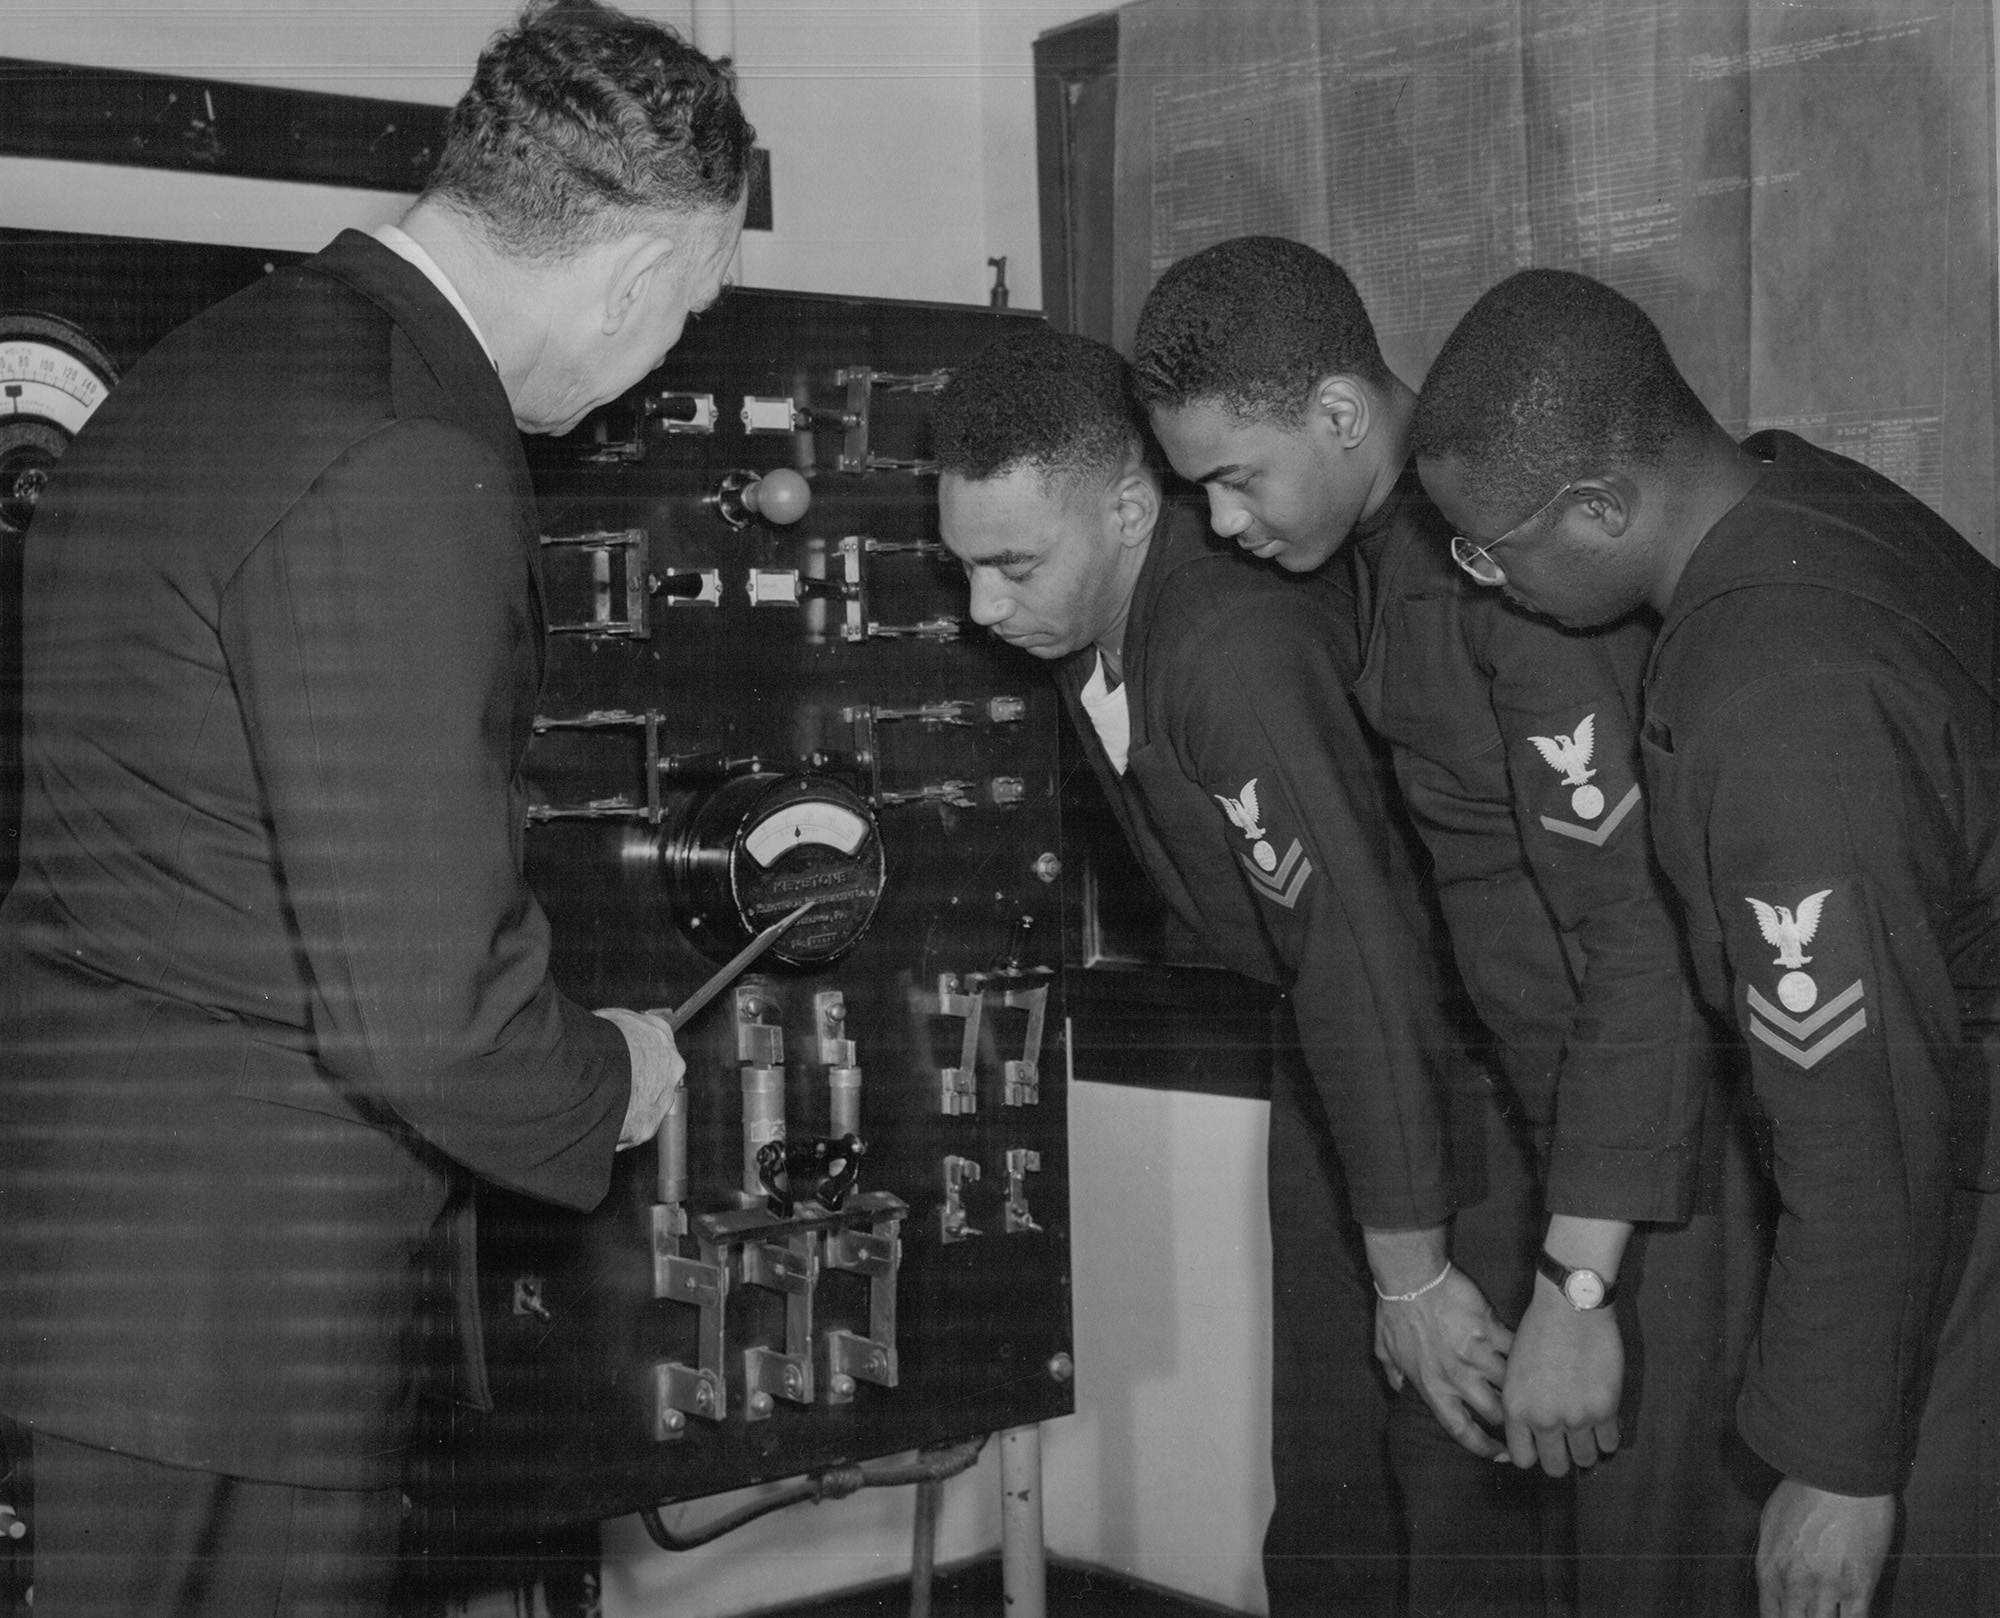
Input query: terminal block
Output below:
<box><xmin>939</xmin><ymin>1156</ymin><xmax>982</xmax><ymax>1244</ymax></box>
<box><xmin>751</xmin><ymin>536</ymin><xmax>961</xmax><ymax>648</ymax></box>
<box><xmin>539</xmin><ymin>528</ymin><xmax>722</xmax><ymax>638</ymax></box>
<box><xmin>539</xmin><ymin>529</ymin><xmax>652</xmax><ymax>638</ymax></box>
<box><xmin>740</xmin><ymin>1229</ymin><xmax>819</xmax><ymax>1417</ymax></box>
<box><xmin>577</xmin><ymin>390</ymin><xmax>717</xmax><ymax>463</ymax></box>
<box><xmin>1004</xmin><ymin>1148</ymin><xmax>1043</xmax><ymax>1234</ymax></box>
<box><xmin>997</xmin><ymin>979</ymin><xmax>1048</xmax><ymax>1107</ymax></box>
<box><xmin>918</xmin><ymin>973</ymin><xmax>983</xmax><ymax>1115</ymax></box>
<box><xmin>649</xmin><ymin>1192</ymin><xmax>908</xmax><ymax>1436</ymax></box>
<box><xmin>834</xmin><ymin>367</ymin><xmax>951</xmax><ymax>473</ymax></box>
<box><xmin>823</xmin><ymin>1200</ymin><xmax>904</xmax><ymax>1402</ymax></box>
<box><xmin>816</xmin><ymin>990</ymin><xmax>862</xmax><ymax>1139</ymax></box>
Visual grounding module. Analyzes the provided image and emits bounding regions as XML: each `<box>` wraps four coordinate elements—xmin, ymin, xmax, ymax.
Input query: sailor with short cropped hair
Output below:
<box><xmin>1415</xmin><ymin>265</ymin><xmax>2000</xmax><ymax>1618</ymax></box>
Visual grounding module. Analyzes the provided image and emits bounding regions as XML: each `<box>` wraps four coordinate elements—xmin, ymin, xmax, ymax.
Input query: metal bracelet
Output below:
<box><xmin>1374</xmin><ymin>1260</ymin><xmax>1453</xmax><ymax>1304</ymax></box>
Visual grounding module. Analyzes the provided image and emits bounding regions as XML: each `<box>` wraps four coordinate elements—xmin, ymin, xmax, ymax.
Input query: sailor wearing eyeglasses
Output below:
<box><xmin>1415</xmin><ymin>267</ymin><xmax>2000</xmax><ymax>1618</ymax></box>
<box><xmin>1136</xmin><ymin>237</ymin><xmax>1772</xmax><ymax>1618</ymax></box>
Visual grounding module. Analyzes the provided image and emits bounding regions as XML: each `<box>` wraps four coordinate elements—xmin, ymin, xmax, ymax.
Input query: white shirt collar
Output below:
<box><xmin>370</xmin><ymin>224</ymin><xmax>498</xmax><ymax>372</ymax></box>
<box><xmin>1079</xmin><ymin>650</ymin><xmax>1132</xmax><ymax>776</ymax></box>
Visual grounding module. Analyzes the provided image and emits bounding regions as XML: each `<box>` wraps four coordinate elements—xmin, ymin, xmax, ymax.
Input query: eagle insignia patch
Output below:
<box><xmin>1731</xmin><ymin>882</ymin><xmax>1868</xmax><ymax>1071</ymax></box>
<box><xmin>1216</xmin><ymin>777</ymin><xmax>1311</xmax><ymax>907</ymax></box>
<box><xmin>1517</xmin><ymin>710</ymin><xmax>1641</xmax><ymax>848</ymax></box>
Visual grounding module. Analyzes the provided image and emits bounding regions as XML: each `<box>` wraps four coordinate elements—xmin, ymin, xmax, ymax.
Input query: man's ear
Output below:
<box><xmin>1307</xmin><ymin>374</ymin><xmax>1372</xmax><ymax>451</ymax></box>
<box><xmin>603</xmin><ymin>235</ymin><xmax>679</xmax><ymax>334</ymax></box>
<box><xmin>1108</xmin><ymin>465</ymin><xmax>1160</xmax><ymax>547</ymax></box>
<box><xmin>1570</xmin><ymin>473</ymin><xmax>1639</xmax><ymax>538</ymax></box>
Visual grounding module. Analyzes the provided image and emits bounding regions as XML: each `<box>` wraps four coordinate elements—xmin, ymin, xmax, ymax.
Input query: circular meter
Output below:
<box><xmin>656</xmin><ymin>771</ymin><xmax>886</xmax><ymax>967</ymax></box>
<box><xmin>0</xmin><ymin>312</ymin><xmax>119</xmax><ymax>538</ymax></box>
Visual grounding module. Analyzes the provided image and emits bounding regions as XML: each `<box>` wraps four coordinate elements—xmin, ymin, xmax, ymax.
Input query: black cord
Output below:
<box><xmin>638</xmin><ymin>1435</ymin><xmax>987</xmax><ymax>1552</ymax></box>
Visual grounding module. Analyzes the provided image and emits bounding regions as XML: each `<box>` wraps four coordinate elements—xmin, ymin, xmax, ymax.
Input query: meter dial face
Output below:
<box><xmin>665</xmin><ymin>771</ymin><xmax>887</xmax><ymax>968</ymax></box>
<box><xmin>0</xmin><ymin>313</ymin><xmax>119</xmax><ymax>538</ymax></box>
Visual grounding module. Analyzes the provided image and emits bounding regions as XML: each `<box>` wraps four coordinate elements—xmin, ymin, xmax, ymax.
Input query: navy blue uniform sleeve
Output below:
<box><xmin>217</xmin><ymin>418</ymin><xmax>630</xmax><ymax>1210</ymax></box>
<box><xmin>1657</xmin><ymin>666</ymin><xmax>1964</xmax><ymax>1495</ymax></box>
<box><xmin>1151</xmin><ymin>585</ymin><xmax>1460</xmax><ymax>1230</ymax></box>
<box><xmin>1487</xmin><ymin>618</ymin><xmax>1712</xmax><ymax>1223</ymax></box>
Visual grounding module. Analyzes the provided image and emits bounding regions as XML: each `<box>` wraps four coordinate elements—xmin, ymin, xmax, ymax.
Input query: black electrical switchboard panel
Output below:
<box><xmin>0</xmin><ymin>233</ymin><xmax>1075</xmax><ymax>1563</ymax></box>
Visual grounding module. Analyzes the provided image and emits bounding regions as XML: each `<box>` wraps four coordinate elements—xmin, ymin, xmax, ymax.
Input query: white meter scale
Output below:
<box><xmin>663</xmin><ymin>772</ymin><xmax>887</xmax><ymax>968</ymax></box>
<box><xmin>0</xmin><ymin>313</ymin><xmax>119</xmax><ymax>538</ymax></box>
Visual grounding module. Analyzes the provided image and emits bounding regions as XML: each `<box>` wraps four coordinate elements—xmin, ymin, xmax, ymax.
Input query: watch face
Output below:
<box><xmin>1564</xmin><ymin>1269</ymin><xmax>1607</xmax><ymax>1310</ymax></box>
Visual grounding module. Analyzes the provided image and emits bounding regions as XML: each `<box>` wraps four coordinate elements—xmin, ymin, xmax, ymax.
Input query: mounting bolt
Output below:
<box><xmin>832</xmin><ymin>1373</ymin><xmax>857</xmax><ymax>1398</ymax></box>
<box><xmin>1032</xmin><ymin>852</ymin><xmax>1062</xmax><ymax>884</ymax></box>
<box><xmin>1048</xmin><ymin>1352</ymin><xmax>1075</xmax><ymax>1384</ymax></box>
<box><xmin>748</xmin><ymin>1390</ymin><xmax>774</xmax><ymax>1417</ymax></box>
<box><xmin>661</xmin><ymin>1408</ymin><xmax>686</xmax><ymax>1433</ymax></box>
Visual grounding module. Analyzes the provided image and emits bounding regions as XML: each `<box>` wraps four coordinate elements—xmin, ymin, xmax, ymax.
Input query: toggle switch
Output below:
<box><xmin>708</xmin><ymin>466</ymin><xmax>812</xmax><ymax>528</ymax></box>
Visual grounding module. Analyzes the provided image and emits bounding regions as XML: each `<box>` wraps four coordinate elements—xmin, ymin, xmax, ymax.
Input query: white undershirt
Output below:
<box><xmin>1080</xmin><ymin>651</ymin><xmax>1132</xmax><ymax>775</ymax></box>
<box><xmin>370</xmin><ymin>224</ymin><xmax>498</xmax><ymax>372</ymax></box>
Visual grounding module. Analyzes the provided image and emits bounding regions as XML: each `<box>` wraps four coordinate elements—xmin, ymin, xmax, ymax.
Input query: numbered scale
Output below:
<box><xmin>0</xmin><ymin>312</ymin><xmax>118</xmax><ymax>537</ymax></box>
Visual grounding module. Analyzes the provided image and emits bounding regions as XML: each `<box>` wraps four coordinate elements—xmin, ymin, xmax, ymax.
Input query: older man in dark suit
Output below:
<box><xmin>0</xmin><ymin>3</ymin><xmax>751</xmax><ymax>1610</ymax></box>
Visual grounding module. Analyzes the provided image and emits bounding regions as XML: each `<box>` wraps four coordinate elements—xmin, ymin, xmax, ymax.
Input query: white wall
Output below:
<box><xmin>1043</xmin><ymin>1079</ymin><xmax>1273</xmax><ymax>1615</ymax></box>
<box><xmin>0</xmin><ymin>0</ymin><xmax>1082</xmax><ymax>312</ymax></box>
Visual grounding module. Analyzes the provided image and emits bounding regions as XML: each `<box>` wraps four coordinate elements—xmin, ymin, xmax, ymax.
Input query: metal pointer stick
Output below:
<box><xmin>662</xmin><ymin>901</ymin><xmax>817</xmax><ymax>1031</ymax></box>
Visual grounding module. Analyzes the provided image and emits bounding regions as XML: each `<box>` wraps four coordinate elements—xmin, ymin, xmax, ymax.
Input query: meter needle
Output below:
<box><xmin>662</xmin><ymin>901</ymin><xmax>818</xmax><ymax>1031</ymax></box>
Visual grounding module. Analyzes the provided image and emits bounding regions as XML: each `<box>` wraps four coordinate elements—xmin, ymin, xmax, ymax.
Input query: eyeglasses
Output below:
<box><xmin>1449</xmin><ymin>480</ymin><xmax>1575</xmax><ymax>587</ymax></box>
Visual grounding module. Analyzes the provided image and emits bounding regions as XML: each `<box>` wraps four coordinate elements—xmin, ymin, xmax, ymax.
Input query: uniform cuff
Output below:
<box><xmin>1545</xmin><ymin>1142</ymin><xmax>1699</xmax><ymax>1224</ymax></box>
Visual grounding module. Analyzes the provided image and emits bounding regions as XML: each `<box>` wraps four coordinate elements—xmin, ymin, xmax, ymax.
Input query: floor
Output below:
<box><xmin>762</xmin><ymin>1557</ymin><xmax>1243</xmax><ymax>1618</ymax></box>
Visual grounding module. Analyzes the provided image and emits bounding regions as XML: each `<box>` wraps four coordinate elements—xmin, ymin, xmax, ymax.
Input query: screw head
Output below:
<box><xmin>662</xmin><ymin>1409</ymin><xmax>687</xmax><ymax>1433</ymax></box>
<box><xmin>1047</xmin><ymin>1352</ymin><xmax>1075</xmax><ymax>1384</ymax></box>
<box><xmin>749</xmin><ymin>1390</ymin><xmax>774</xmax><ymax>1417</ymax></box>
<box><xmin>1032</xmin><ymin>852</ymin><xmax>1062</xmax><ymax>884</ymax></box>
<box><xmin>832</xmin><ymin>1373</ymin><xmax>857</xmax><ymax>1398</ymax></box>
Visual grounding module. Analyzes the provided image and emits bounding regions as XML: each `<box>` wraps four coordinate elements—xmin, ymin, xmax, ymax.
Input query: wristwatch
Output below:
<box><xmin>1536</xmin><ymin>1250</ymin><xmax>1618</xmax><ymax>1311</ymax></box>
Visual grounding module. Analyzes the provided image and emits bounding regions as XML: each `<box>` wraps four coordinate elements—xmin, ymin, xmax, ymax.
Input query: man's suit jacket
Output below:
<box><xmin>0</xmin><ymin>231</ymin><xmax>630</xmax><ymax>1490</ymax></box>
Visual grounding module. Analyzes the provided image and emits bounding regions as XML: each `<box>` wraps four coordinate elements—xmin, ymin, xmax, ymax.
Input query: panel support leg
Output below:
<box><xmin>1000</xmin><ymin>1423</ymin><xmax>1046</xmax><ymax>1618</ymax></box>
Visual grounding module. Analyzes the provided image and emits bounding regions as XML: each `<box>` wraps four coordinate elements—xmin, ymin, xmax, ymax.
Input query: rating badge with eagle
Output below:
<box><xmin>1722</xmin><ymin>878</ymin><xmax>1871</xmax><ymax>1072</ymax></box>
<box><xmin>1213</xmin><ymin>775</ymin><xmax>1313</xmax><ymax>910</ymax></box>
<box><xmin>1511</xmin><ymin>706</ymin><xmax>1643</xmax><ymax>850</ymax></box>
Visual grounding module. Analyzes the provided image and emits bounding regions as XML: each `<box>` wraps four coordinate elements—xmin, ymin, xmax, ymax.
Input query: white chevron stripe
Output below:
<box><xmin>1241</xmin><ymin>841</ymin><xmax>1312</xmax><ymax>910</ymax></box>
<box><xmin>1538</xmin><ymin>783</ymin><xmax>1641</xmax><ymax>847</ymax></box>
<box><xmin>1745</xmin><ymin>980</ymin><xmax>1865</xmax><ymax>1040</ymax></box>
<box><xmin>1747</xmin><ymin>1007</ymin><xmax>1868</xmax><ymax>1070</ymax></box>
<box><xmin>1266</xmin><ymin>838</ymin><xmax>1303</xmax><ymax>886</ymax></box>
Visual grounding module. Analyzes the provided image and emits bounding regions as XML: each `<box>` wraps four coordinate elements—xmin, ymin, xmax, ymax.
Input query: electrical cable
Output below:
<box><xmin>637</xmin><ymin>1434</ymin><xmax>987</xmax><ymax>1553</ymax></box>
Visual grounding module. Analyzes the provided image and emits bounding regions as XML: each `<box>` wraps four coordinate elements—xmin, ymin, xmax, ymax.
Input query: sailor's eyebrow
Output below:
<box><xmin>961</xmin><ymin>549</ymin><xmax>1039</xmax><ymax>568</ymax></box>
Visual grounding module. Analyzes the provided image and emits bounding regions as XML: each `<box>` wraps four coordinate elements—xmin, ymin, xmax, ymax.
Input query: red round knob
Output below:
<box><xmin>745</xmin><ymin>467</ymin><xmax>811</xmax><ymax>526</ymax></box>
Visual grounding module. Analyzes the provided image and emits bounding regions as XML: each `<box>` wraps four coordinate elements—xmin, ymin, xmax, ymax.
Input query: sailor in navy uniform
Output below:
<box><xmin>1417</xmin><ymin>267</ymin><xmax>2000</xmax><ymax>1618</ymax></box>
<box><xmin>1137</xmin><ymin>235</ymin><xmax>1771</xmax><ymax>1617</ymax></box>
<box><xmin>933</xmin><ymin>331</ymin><xmax>1542</xmax><ymax>1616</ymax></box>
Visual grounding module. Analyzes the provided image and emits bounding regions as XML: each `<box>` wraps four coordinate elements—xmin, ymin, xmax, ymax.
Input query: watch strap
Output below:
<box><xmin>1536</xmin><ymin>1248</ymin><xmax>1619</xmax><ymax>1309</ymax></box>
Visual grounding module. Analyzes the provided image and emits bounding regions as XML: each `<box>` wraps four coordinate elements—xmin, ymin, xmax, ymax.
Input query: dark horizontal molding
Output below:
<box><xmin>0</xmin><ymin>57</ymin><xmax>449</xmax><ymax>193</ymax></box>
